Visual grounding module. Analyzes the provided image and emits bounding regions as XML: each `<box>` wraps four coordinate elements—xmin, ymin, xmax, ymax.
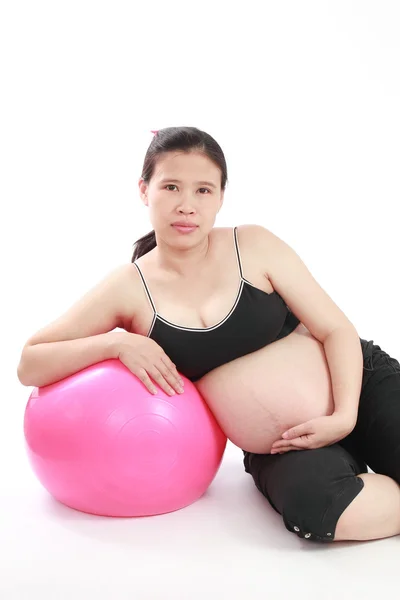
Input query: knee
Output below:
<box><xmin>281</xmin><ymin>474</ymin><xmax>333</xmax><ymax>542</ymax></box>
<box><xmin>279</xmin><ymin>450</ymin><xmax>363</xmax><ymax>543</ymax></box>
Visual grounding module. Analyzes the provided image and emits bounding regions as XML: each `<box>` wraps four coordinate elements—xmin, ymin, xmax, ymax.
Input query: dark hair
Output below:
<box><xmin>131</xmin><ymin>126</ymin><xmax>228</xmax><ymax>262</ymax></box>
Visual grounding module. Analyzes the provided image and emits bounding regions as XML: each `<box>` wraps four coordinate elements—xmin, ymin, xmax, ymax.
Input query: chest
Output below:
<box><xmin>132</xmin><ymin>269</ymin><xmax>275</xmax><ymax>337</ymax></box>
<box><xmin>148</xmin><ymin>275</ymin><xmax>243</xmax><ymax>329</ymax></box>
<box><xmin>130</xmin><ymin>226</ymin><xmax>276</xmax><ymax>335</ymax></box>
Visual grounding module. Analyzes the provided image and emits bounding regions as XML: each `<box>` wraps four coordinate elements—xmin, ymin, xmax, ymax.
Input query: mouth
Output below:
<box><xmin>172</xmin><ymin>224</ymin><xmax>198</xmax><ymax>233</ymax></box>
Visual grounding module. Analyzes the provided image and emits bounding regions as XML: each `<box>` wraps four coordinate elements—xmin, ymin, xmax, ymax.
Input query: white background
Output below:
<box><xmin>1</xmin><ymin>1</ymin><xmax>400</xmax><ymax>598</ymax></box>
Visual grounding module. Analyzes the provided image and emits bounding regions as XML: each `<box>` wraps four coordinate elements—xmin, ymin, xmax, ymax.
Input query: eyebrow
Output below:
<box><xmin>159</xmin><ymin>178</ymin><xmax>217</xmax><ymax>189</ymax></box>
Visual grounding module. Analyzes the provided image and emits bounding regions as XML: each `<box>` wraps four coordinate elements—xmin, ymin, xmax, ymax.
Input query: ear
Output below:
<box><xmin>138</xmin><ymin>178</ymin><xmax>149</xmax><ymax>206</ymax></box>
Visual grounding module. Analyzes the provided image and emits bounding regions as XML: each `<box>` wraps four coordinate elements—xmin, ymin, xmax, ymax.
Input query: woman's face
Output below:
<box><xmin>139</xmin><ymin>151</ymin><xmax>224</xmax><ymax>241</ymax></box>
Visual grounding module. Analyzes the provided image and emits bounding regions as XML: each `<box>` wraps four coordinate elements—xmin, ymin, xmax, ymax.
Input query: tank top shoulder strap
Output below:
<box><xmin>133</xmin><ymin>262</ymin><xmax>157</xmax><ymax>314</ymax></box>
<box><xmin>233</xmin><ymin>226</ymin><xmax>245</xmax><ymax>280</ymax></box>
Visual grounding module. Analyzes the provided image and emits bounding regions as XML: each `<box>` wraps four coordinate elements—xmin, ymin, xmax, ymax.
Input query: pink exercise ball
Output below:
<box><xmin>23</xmin><ymin>359</ymin><xmax>227</xmax><ymax>517</ymax></box>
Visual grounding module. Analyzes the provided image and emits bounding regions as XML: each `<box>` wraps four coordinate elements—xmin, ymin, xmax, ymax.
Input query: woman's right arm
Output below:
<box><xmin>16</xmin><ymin>265</ymin><xmax>136</xmax><ymax>388</ymax></box>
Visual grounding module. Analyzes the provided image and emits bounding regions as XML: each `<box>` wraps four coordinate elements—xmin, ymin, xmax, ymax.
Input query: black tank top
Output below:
<box><xmin>134</xmin><ymin>227</ymin><xmax>300</xmax><ymax>382</ymax></box>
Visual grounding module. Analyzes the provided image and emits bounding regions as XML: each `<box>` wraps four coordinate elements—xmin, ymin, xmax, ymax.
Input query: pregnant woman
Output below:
<box><xmin>17</xmin><ymin>126</ymin><xmax>400</xmax><ymax>544</ymax></box>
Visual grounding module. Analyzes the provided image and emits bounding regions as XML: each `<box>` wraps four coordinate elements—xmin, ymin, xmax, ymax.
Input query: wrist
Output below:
<box><xmin>106</xmin><ymin>331</ymin><xmax>133</xmax><ymax>359</ymax></box>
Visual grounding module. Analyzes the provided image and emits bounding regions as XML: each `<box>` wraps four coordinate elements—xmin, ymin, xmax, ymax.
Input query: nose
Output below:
<box><xmin>178</xmin><ymin>206</ymin><xmax>195</xmax><ymax>215</ymax></box>
<box><xmin>177</xmin><ymin>196</ymin><xmax>196</xmax><ymax>214</ymax></box>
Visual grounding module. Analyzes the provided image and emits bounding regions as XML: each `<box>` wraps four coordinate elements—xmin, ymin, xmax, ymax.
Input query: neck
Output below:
<box><xmin>154</xmin><ymin>235</ymin><xmax>212</xmax><ymax>277</ymax></box>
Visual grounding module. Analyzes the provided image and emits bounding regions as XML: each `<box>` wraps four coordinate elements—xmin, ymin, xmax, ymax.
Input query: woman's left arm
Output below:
<box><xmin>244</xmin><ymin>224</ymin><xmax>363</xmax><ymax>448</ymax></box>
<box><xmin>322</xmin><ymin>325</ymin><xmax>363</xmax><ymax>423</ymax></box>
<box><xmin>272</xmin><ymin>325</ymin><xmax>363</xmax><ymax>453</ymax></box>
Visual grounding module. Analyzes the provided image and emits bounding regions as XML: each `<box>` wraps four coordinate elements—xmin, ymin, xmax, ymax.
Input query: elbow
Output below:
<box><xmin>17</xmin><ymin>347</ymin><xmax>35</xmax><ymax>387</ymax></box>
<box><xmin>17</xmin><ymin>362</ymin><xmax>31</xmax><ymax>387</ymax></box>
<box><xmin>322</xmin><ymin>322</ymin><xmax>359</xmax><ymax>346</ymax></box>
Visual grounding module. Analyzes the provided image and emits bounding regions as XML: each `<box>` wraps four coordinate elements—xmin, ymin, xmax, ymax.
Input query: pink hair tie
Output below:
<box><xmin>151</xmin><ymin>130</ymin><xmax>159</xmax><ymax>136</ymax></box>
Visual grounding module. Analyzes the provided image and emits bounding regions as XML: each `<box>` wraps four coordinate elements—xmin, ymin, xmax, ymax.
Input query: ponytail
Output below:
<box><xmin>131</xmin><ymin>230</ymin><xmax>157</xmax><ymax>262</ymax></box>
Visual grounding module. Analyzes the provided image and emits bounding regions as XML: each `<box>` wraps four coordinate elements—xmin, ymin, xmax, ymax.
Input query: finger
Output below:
<box><xmin>146</xmin><ymin>366</ymin><xmax>179</xmax><ymax>396</ymax></box>
<box><xmin>161</xmin><ymin>354</ymin><xmax>182</xmax><ymax>380</ymax></box>
<box><xmin>271</xmin><ymin>442</ymin><xmax>297</xmax><ymax>451</ymax></box>
<box><xmin>135</xmin><ymin>367</ymin><xmax>159</xmax><ymax>395</ymax></box>
<box><xmin>282</xmin><ymin>421</ymin><xmax>314</xmax><ymax>440</ymax></box>
<box><xmin>272</xmin><ymin>438</ymin><xmax>311</xmax><ymax>451</ymax></box>
<box><xmin>161</xmin><ymin>356</ymin><xmax>185</xmax><ymax>388</ymax></box>
<box><xmin>271</xmin><ymin>439</ymin><xmax>300</xmax><ymax>450</ymax></box>
<box><xmin>286</xmin><ymin>436</ymin><xmax>313</xmax><ymax>448</ymax></box>
<box><xmin>159</xmin><ymin>358</ymin><xmax>184</xmax><ymax>393</ymax></box>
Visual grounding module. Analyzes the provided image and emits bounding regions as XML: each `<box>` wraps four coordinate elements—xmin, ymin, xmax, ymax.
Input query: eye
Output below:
<box><xmin>164</xmin><ymin>185</ymin><xmax>211</xmax><ymax>194</ymax></box>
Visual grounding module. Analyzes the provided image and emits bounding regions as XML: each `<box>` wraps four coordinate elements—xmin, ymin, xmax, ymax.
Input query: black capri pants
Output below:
<box><xmin>243</xmin><ymin>338</ymin><xmax>400</xmax><ymax>542</ymax></box>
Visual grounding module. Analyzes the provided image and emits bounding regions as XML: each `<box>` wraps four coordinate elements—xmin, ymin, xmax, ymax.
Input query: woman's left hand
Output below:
<box><xmin>270</xmin><ymin>413</ymin><xmax>357</xmax><ymax>454</ymax></box>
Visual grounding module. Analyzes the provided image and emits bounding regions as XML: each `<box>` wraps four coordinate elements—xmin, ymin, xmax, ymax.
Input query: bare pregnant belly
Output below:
<box><xmin>194</xmin><ymin>324</ymin><xmax>334</xmax><ymax>454</ymax></box>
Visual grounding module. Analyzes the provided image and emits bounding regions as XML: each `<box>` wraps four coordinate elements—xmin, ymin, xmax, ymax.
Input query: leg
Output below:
<box><xmin>336</xmin><ymin>340</ymin><xmax>400</xmax><ymax>540</ymax></box>
<box><xmin>243</xmin><ymin>444</ymin><xmax>367</xmax><ymax>542</ymax></box>
<box><xmin>334</xmin><ymin>472</ymin><xmax>400</xmax><ymax>541</ymax></box>
<box><xmin>243</xmin><ymin>338</ymin><xmax>400</xmax><ymax>543</ymax></box>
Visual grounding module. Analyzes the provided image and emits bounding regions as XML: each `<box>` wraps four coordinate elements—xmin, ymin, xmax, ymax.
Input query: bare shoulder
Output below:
<box><xmin>236</xmin><ymin>223</ymin><xmax>278</xmax><ymax>244</ymax></box>
<box><xmin>234</xmin><ymin>224</ymin><xmax>306</xmax><ymax>292</ymax></box>
<box><xmin>235</xmin><ymin>223</ymin><xmax>284</xmax><ymax>261</ymax></box>
<box><xmin>236</xmin><ymin>223</ymin><xmax>292</xmax><ymax>258</ymax></box>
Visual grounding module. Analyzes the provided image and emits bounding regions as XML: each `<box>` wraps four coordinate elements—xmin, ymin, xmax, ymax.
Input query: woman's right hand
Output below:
<box><xmin>111</xmin><ymin>332</ymin><xmax>185</xmax><ymax>396</ymax></box>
